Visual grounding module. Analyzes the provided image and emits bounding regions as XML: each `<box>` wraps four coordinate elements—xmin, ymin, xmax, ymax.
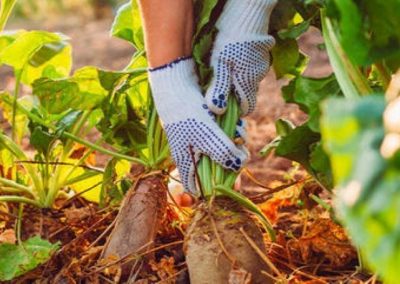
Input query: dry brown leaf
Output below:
<box><xmin>0</xmin><ymin>229</ymin><xmax>16</xmax><ymax>244</ymax></box>
<box><xmin>64</xmin><ymin>206</ymin><xmax>92</xmax><ymax>224</ymax></box>
<box><xmin>149</xmin><ymin>256</ymin><xmax>177</xmax><ymax>283</ymax></box>
<box><xmin>288</xmin><ymin>219</ymin><xmax>357</xmax><ymax>268</ymax></box>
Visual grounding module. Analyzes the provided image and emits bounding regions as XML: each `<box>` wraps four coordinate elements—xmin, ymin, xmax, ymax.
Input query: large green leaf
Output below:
<box><xmin>33</xmin><ymin>67</ymin><xmax>127</xmax><ymax>114</ymax></box>
<box><xmin>321</xmin><ymin>96</ymin><xmax>400</xmax><ymax>283</ymax></box>
<box><xmin>283</xmin><ymin>74</ymin><xmax>342</xmax><ymax>132</ymax></box>
<box><xmin>327</xmin><ymin>0</ymin><xmax>400</xmax><ymax>69</ymax></box>
<box><xmin>275</xmin><ymin>124</ymin><xmax>320</xmax><ymax>172</ymax></box>
<box><xmin>271</xmin><ymin>38</ymin><xmax>308</xmax><ymax>79</ymax></box>
<box><xmin>0</xmin><ymin>30</ymin><xmax>22</xmax><ymax>52</ymax></box>
<box><xmin>98</xmin><ymin>76</ymin><xmax>147</xmax><ymax>151</ymax></box>
<box><xmin>22</xmin><ymin>43</ymin><xmax>72</xmax><ymax>85</ymax></box>
<box><xmin>111</xmin><ymin>2</ymin><xmax>144</xmax><ymax>50</ymax></box>
<box><xmin>0</xmin><ymin>31</ymin><xmax>72</xmax><ymax>83</ymax></box>
<box><xmin>0</xmin><ymin>236</ymin><xmax>59</xmax><ymax>281</ymax></box>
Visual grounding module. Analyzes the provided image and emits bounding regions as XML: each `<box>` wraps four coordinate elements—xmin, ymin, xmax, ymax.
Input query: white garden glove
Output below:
<box><xmin>206</xmin><ymin>0</ymin><xmax>277</xmax><ymax>116</ymax></box>
<box><xmin>149</xmin><ymin>57</ymin><xmax>248</xmax><ymax>194</ymax></box>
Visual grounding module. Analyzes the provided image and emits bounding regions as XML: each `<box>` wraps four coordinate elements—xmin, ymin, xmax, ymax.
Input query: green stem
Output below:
<box><xmin>0</xmin><ymin>177</ymin><xmax>33</xmax><ymax>193</ymax></box>
<box><xmin>0</xmin><ymin>196</ymin><xmax>41</xmax><ymax>207</ymax></box>
<box><xmin>11</xmin><ymin>69</ymin><xmax>22</xmax><ymax>142</ymax></box>
<box><xmin>154</xmin><ymin>145</ymin><xmax>170</xmax><ymax>166</ymax></box>
<box><xmin>0</xmin><ymin>132</ymin><xmax>44</xmax><ymax>200</ymax></box>
<box><xmin>16</xmin><ymin>204</ymin><xmax>23</xmax><ymax>245</ymax></box>
<box><xmin>147</xmin><ymin>101</ymin><xmax>157</xmax><ymax>166</ymax></box>
<box><xmin>0</xmin><ymin>0</ymin><xmax>17</xmax><ymax>32</ymax></box>
<box><xmin>153</xmin><ymin>118</ymin><xmax>162</xmax><ymax>159</ymax></box>
<box><xmin>321</xmin><ymin>10</ymin><xmax>372</xmax><ymax>98</ymax></box>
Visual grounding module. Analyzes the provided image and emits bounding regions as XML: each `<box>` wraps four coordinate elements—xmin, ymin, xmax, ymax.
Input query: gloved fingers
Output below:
<box><xmin>205</xmin><ymin>59</ymin><xmax>232</xmax><ymax>115</ymax></box>
<box><xmin>173</xmin><ymin>150</ymin><xmax>200</xmax><ymax>194</ymax></box>
<box><xmin>197</xmin><ymin>125</ymin><xmax>248</xmax><ymax>172</ymax></box>
<box><xmin>235</xmin><ymin>118</ymin><xmax>248</xmax><ymax>144</ymax></box>
<box><xmin>232</xmin><ymin>75</ymin><xmax>258</xmax><ymax>116</ymax></box>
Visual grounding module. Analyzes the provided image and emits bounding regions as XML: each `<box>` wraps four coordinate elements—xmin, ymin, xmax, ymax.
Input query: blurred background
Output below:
<box><xmin>3</xmin><ymin>0</ymin><xmax>134</xmax><ymax>73</ymax></box>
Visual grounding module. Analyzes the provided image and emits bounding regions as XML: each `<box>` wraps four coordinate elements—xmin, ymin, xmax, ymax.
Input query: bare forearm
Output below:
<box><xmin>136</xmin><ymin>0</ymin><xmax>193</xmax><ymax>67</ymax></box>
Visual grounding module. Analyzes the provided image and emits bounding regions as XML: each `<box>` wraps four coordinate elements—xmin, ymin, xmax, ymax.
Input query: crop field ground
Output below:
<box><xmin>1</xmin><ymin>1</ymin><xmax>399</xmax><ymax>283</ymax></box>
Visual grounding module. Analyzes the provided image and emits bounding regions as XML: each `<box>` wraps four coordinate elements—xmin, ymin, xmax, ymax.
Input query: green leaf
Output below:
<box><xmin>30</xmin><ymin>126</ymin><xmax>56</xmax><ymax>156</ymax></box>
<box><xmin>271</xmin><ymin>38</ymin><xmax>308</xmax><ymax>79</ymax></box>
<box><xmin>111</xmin><ymin>2</ymin><xmax>144</xmax><ymax>50</ymax></box>
<box><xmin>0</xmin><ymin>30</ymin><xmax>22</xmax><ymax>52</ymax></box>
<box><xmin>0</xmin><ymin>31</ymin><xmax>69</xmax><ymax>71</ymax></box>
<box><xmin>282</xmin><ymin>74</ymin><xmax>342</xmax><ymax>132</ymax></box>
<box><xmin>98</xmin><ymin>78</ymin><xmax>148</xmax><ymax>151</ymax></box>
<box><xmin>193</xmin><ymin>0</ymin><xmax>220</xmax><ymax>37</ymax></box>
<box><xmin>320</xmin><ymin>96</ymin><xmax>400</xmax><ymax>283</ymax></box>
<box><xmin>275</xmin><ymin>124</ymin><xmax>320</xmax><ymax>172</ymax></box>
<box><xmin>269</xmin><ymin>0</ymin><xmax>297</xmax><ymax>34</ymax></box>
<box><xmin>321</xmin><ymin>96</ymin><xmax>386</xmax><ymax>187</ymax></box>
<box><xmin>278</xmin><ymin>19</ymin><xmax>311</xmax><ymax>40</ymax></box>
<box><xmin>276</xmin><ymin>118</ymin><xmax>296</xmax><ymax>137</ymax></box>
<box><xmin>0</xmin><ymin>236</ymin><xmax>59</xmax><ymax>281</ymax></box>
<box><xmin>33</xmin><ymin>67</ymin><xmax>126</xmax><ymax>114</ymax></box>
<box><xmin>327</xmin><ymin>0</ymin><xmax>400</xmax><ymax>67</ymax></box>
<box><xmin>309</xmin><ymin>142</ymin><xmax>333</xmax><ymax>189</ymax></box>
<box><xmin>260</xmin><ymin>119</ymin><xmax>295</xmax><ymax>156</ymax></box>
<box><xmin>21</xmin><ymin>43</ymin><xmax>72</xmax><ymax>85</ymax></box>
<box><xmin>193</xmin><ymin>0</ymin><xmax>225</xmax><ymax>85</ymax></box>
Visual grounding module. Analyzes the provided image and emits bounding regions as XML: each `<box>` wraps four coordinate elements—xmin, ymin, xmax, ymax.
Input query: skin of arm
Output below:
<box><xmin>136</xmin><ymin>0</ymin><xmax>194</xmax><ymax>68</ymax></box>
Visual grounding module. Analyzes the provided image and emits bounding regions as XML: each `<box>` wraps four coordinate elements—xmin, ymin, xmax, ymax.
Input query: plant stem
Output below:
<box><xmin>0</xmin><ymin>0</ymin><xmax>17</xmax><ymax>32</ymax></box>
<box><xmin>321</xmin><ymin>10</ymin><xmax>372</xmax><ymax>98</ymax></box>
<box><xmin>11</xmin><ymin>69</ymin><xmax>22</xmax><ymax>142</ymax></box>
<box><xmin>0</xmin><ymin>196</ymin><xmax>41</xmax><ymax>207</ymax></box>
<box><xmin>147</xmin><ymin>104</ymin><xmax>157</xmax><ymax>166</ymax></box>
<box><xmin>16</xmin><ymin>204</ymin><xmax>23</xmax><ymax>245</ymax></box>
<box><xmin>0</xmin><ymin>132</ymin><xmax>44</xmax><ymax>200</ymax></box>
<box><xmin>0</xmin><ymin>177</ymin><xmax>33</xmax><ymax>194</ymax></box>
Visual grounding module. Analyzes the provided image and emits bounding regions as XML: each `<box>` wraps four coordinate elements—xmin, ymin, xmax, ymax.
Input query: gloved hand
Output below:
<box><xmin>206</xmin><ymin>0</ymin><xmax>277</xmax><ymax>116</ymax></box>
<box><xmin>149</xmin><ymin>57</ymin><xmax>248</xmax><ymax>193</ymax></box>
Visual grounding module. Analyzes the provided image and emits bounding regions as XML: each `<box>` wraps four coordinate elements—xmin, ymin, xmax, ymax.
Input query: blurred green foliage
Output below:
<box><xmin>10</xmin><ymin>0</ymin><xmax>127</xmax><ymax>20</ymax></box>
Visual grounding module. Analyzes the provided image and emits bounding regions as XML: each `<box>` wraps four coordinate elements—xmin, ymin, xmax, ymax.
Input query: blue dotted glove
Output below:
<box><xmin>206</xmin><ymin>0</ymin><xmax>277</xmax><ymax>116</ymax></box>
<box><xmin>149</xmin><ymin>57</ymin><xmax>248</xmax><ymax>194</ymax></box>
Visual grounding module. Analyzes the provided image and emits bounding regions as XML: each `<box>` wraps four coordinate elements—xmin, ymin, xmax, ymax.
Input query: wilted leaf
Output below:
<box><xmin>288</xmin><ymin>219</ymin><xmax>357</xmax><ymax>268</ymax></box>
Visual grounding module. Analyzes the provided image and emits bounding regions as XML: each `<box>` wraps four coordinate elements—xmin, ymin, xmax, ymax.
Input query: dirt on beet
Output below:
<box><xmin>0</xmin><ymin>14</ymin><xmax>376</xmax><ymax>284</ymax></box>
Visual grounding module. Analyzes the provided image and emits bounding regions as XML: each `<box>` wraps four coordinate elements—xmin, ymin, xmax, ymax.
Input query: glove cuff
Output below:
<box><xmin>217</xmin><ymin>0</ymin><xmax>277</xmax><ymax>36</ymax></box>
<box><xmin>149</xmin><ymin>56</ymin><xmax>199</xmax><ymax>95</ymax></box>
